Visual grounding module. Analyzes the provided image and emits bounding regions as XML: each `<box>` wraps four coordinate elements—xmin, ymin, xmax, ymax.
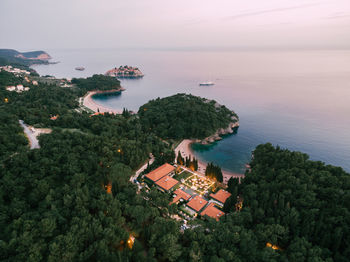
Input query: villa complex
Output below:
<box><xmin>142</xmin><ymin>162</ymin><xmax>231</xmax><ymax>221</ymax></box>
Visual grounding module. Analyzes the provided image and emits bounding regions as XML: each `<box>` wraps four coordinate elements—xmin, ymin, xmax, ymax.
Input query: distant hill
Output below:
<box><xmin>0</xmin><ymin>49</ymin><xmax>51</xmax><ymax>66</ymax></box>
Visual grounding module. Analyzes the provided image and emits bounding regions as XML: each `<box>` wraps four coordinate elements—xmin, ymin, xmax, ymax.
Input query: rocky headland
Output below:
<box><xmin>196</xmin><ymin>117</ymin><xmax>239</xmax><ymax>145</ymax></box>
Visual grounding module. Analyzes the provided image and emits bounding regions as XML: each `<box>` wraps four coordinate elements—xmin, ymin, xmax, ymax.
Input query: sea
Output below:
<box><xmin>32</xmin><ymin>48</ymin><xmax>350</xmax><ymax>173</ymax></box>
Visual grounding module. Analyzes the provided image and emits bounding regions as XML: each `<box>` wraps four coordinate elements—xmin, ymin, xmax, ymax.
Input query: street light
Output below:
<box><xmin>127</xmin><ymin>235</ymin><xmax>135</xmax><ymax>249</ymax></box>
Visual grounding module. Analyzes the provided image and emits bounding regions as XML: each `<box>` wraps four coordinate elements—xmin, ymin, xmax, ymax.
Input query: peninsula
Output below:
<box><xmin>138</xmin><ymin>93</ymin><xmax>239</xmax><ymax>141</ymax></box>
<box><xmin>138</xmin><ymin>93</ymin><xmax>242</xmax><ymax>182</ymax></box>
<box><xmin>0</xmin><ymin>49</ymin><xmax>52</xmax><ymax>66</ymax></box>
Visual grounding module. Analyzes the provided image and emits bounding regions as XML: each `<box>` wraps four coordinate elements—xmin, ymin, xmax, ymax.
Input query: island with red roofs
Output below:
<box><xmin>105</xmin><ymin>65</ymin><xmax>144</xmax><ymax>79</ymax></box>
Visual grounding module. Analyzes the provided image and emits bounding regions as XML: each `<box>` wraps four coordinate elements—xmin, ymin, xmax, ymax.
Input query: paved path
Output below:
<box><xmin>130</xmin><ymin>154</ymin><xmax>155</xmax><ymax>183</ymax></box>
<box><xmin>19</xmin><ymin>120</ymin><xmax>40</xmax><ymax>149</ymax></box>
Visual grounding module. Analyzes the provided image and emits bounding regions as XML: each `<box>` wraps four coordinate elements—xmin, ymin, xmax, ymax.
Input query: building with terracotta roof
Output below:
<box><xmin>170</xmin><ymin>188</ymin><xmax>191</xmax><ymax>205</ymax></box>
<box><xmin>144</xmin><ymin>163</ymin><xmax>175</xmax><ymax>183</ymax></box>
<box><xmin>186</xmin><ymin>195</ymin><xmax>208</xmax><ymax>213</ymax></box>
<box><xmin>50</xmin><ymin>115</ymin><xmax>59</xmax><ymax>120</ymax></box>
<box><xmin>155</xmin><ymin>175</ymin><xmax>179</xmax><ymax>192</ymax></box>
<box><xmin>200</xmin><ymin>203</ymin><xmax>225</xmax><ymax>221</ymax></box>
<box><xmin>89</xmin><ymin>112</ymin><xmax>105</xmax><ymax>117</ymax></box>
<box><xmin>210</xmin><ymin>189</ymin><xmax>231</xmax><ymax>206</ymax></box>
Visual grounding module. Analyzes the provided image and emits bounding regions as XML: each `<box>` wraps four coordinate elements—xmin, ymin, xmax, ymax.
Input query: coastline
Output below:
<box><xmin>198</xmin><ymin>121</ymin><xmax>239</xmax><ymax>145</ymax></box>
<box><xmin>175</xmin><ymin>139</ymin><xmax>245</xmax><ymax>184</ymax></box>
<box><xmin>82</xmin><ymin>89</ymin><xmax>125</xmax><ymax>114</ymax></box>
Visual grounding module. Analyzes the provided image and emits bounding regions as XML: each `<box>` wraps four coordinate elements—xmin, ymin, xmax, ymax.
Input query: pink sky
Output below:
<box><xmin>0</xmin><ymin>0</ymin><xmax>349</xmax><ymax>49</ymax></box>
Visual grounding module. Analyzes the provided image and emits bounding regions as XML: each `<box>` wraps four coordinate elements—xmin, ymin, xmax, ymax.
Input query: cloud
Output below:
<box><xmin>223</xmin><ymin>3</ymin><xmax>319</xmax><ymax>21</ymax></box>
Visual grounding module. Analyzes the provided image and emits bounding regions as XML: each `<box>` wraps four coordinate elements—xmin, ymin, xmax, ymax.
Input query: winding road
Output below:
<box><xmin>19</xmin><ymin>120</ymin><xmax>40</xmax><ymax>149</ymax></box>
<box><xmin>130</xmin><ymin>154</ymin><xmax>155</xmax><ymax>184</ymax></box>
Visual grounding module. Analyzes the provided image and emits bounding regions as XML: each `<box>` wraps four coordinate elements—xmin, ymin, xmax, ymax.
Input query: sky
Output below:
<box><xmin>0</xmin><ymin>0</ymin><xmax>350</xmax><ymax>50</ymax></box>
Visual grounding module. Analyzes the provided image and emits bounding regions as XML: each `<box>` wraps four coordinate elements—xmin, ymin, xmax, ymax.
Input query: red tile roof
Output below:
<box><xmin>210</xmin><ymin>189</ymin><xmax>231</xmax><ymax>204</ymax></box>
<box><xmin>170</xmin><ymin>188</ymin><xmax>191</xmax><ymax>205</ymax></box>
<box><xmin>145</xmin><ymin>163</ymin><xmax>175</xmax><ymax>182</ymax></box>
<box><xmin>200</xmin><ymin>203</ymin><xmax>225</xmax><ymax>221</ymax></box>
<box><xmin>155</xmin><ymin>175</ymin><xmax>179</xmax><ymax>191</ymax></box>
<box><xmin>50</xmin><ymin>115</ymin><xmax>59</xmax><ymax>120</ymax></box>
<box><xmin>89</xmin><ymin>112</ymin><xmax>105</xmax><ymax>117</ymax></box>
<box><xmin>89</xmin><ymin>112</ymin><xmax>116</xmax><ymax>117</ymax></box>
<box><xmin>187</xmin><ymin>195</ymin><xmax>208</xmax><ymax>212</ymax></box>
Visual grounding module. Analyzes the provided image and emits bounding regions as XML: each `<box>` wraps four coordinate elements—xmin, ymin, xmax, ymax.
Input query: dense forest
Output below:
<box><xmin>168</xmin><ymin>144</ymin><xmax>350</xmax><ymax>262</ymax></box>
<box><xmin>138</xmin><ymin>94</ymin><xmax>238</xmax><ymax>139</ymax></box>
<box><xmin>0</xmin><ymin>70</ymin><xmax>174</xmax><ymax>261</ymax></box>
<box><xmin>72</xmin><ymin>74</ymin><xmax>122</xmax><ymax>96</ymax></box>
<box><xmin>1</xmin><ymin>69</ymin><xmax>350</xmax><ymax>261</ymax></box>
<box><xmin>0</xmin><ymin>71</ymin><xmax>22</xmax><ymax>87</ymax></box>
<box><xmin>239</xmin><ymin>143</ymin><xmax>350</xmax><ymax>261</ymax></box>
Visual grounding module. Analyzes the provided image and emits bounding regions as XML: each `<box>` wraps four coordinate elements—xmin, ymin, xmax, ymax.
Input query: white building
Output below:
<box><xmin>0</xmin><ymin>65</ymin><xmax>30</xmax><ymax>75</ymax></box>
<box><xmin>6</xmin><ymin>86</ymin><xmax>16</xmax><ymax>91</ymax></box>
<box><xmin>5</xmin><ymin>85</ymin><xmax>30</xmax><ymax>93</ymax></box>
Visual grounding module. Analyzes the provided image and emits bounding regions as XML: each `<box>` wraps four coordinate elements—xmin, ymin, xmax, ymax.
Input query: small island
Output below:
<box><xmin>105</xmin><ymin>65</ymin><xmax>144</xmax><ymax>78</ymax></box>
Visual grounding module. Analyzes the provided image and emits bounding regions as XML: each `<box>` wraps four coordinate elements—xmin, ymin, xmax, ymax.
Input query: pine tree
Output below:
<box><xmin>194</xmin><ymin>158</ymin><xmax>198</xmax><ymax>171</ymax></box>
<box><xmin>177</xmin><ymin>151</ymin><xmax>184</xmax><ymax>165</ymax></box>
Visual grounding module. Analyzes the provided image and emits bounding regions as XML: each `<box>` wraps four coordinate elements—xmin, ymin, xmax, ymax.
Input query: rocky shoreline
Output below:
<box><xmin>196</xmin><ymin>117</ymin><xmax>239</xmax><ymax>145</ymax></box>
<box><xmin>91</xmin><ymin>87</ymin><xmax>126</xmax><ymax>95</ymax></box>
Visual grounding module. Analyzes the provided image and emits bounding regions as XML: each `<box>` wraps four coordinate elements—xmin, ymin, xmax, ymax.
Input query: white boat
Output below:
<box><xmin>199</xmin><ymin>81</ymin><xmax>214</xmax><ymax>86</ymax></box>
<box><xmin>75</xmin><ymin>67</ymin><xmax>85</xmax><ymax>71</ymax></box>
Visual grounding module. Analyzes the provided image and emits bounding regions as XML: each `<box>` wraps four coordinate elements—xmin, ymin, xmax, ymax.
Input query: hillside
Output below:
<box><xmin>0</xmin><ymin>49</ymin><xmax>51</xmax><ymax>66</ymax></box>
<box><xmin>0</xmin><ymin>71</ymin><xmax>349</xmax><ymax>261</ymax></box>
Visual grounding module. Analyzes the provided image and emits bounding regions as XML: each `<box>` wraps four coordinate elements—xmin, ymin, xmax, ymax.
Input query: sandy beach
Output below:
<box><xmin>175</xmin><ymin>139</ymin><xmax>245</xmax><ymax>184</ymax></box>
<box><xmin>82</xmin><ymin>91</ymin><xmax>123</xmax><ymax>114</ymax></box>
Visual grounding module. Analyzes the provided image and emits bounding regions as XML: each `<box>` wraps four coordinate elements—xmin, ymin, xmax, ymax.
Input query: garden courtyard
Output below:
<box><xmin>182</xmin><ymin>174</ymin><xmax>215</xmax><ymax>195</ymax></box>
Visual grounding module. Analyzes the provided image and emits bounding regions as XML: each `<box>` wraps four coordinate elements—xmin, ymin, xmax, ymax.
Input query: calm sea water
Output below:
<box><xmin>32</xmin><ymin>48</ymin><xmax>350</xmax><ymax>173</ymax></box>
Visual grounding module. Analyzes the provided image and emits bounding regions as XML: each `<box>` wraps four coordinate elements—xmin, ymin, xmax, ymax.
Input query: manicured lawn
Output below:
<box><xmin>173</xmin><ymin>171</ymin><xmax>192</xmax><ymax>181</ymax></box>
